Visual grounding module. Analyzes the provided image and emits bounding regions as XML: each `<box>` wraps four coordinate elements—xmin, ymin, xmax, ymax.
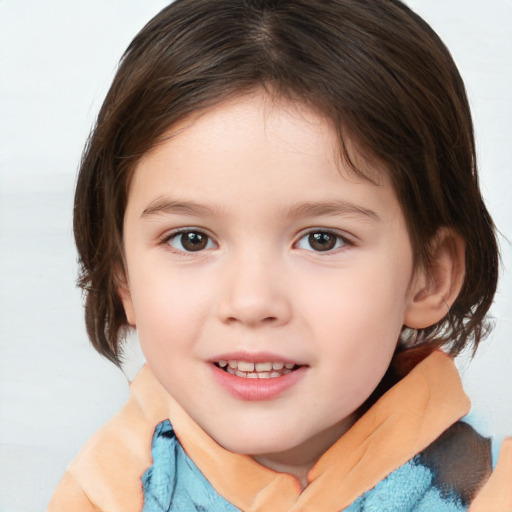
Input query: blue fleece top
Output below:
<box><xmin>142</xmin><ymin>420</ymin><xmax>466</xmax><ymax>512</ymax></box>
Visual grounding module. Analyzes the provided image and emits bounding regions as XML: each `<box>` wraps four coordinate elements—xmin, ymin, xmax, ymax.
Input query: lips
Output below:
<box><xmin>210</xmin><ymin>354</ymin><xmax>306</xmax><ymax>400</ymax></box>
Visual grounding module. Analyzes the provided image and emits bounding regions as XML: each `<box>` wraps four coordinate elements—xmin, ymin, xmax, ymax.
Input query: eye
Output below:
<box><xmin>296</xmin><ymin>231</ymin><xmax>348</xmax><ymax>252</ymax></box>
<box><xmin>166</xmin><ymin>230</ymin><xmax>216</xmax><ymax>252</ymax></box>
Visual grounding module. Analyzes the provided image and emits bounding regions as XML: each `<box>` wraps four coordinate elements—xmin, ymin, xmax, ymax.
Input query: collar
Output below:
<box><xmin>69</xmin><ymin>351</ymin><xmax>470</xmax><ymax>512</ymax></box>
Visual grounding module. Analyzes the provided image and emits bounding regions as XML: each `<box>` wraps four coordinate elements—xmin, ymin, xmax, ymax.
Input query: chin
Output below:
<box><xmin>214</xmin><ymin>428</ymin><xmax>306</xmax><ymax>458</ymax></box>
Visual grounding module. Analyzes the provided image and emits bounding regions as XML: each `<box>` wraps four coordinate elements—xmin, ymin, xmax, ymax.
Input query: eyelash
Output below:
<box><xmin>160</xmin><ymin>228</ymin><xmax>353</xmax><ymax>254</ymax></box>
<box><xmin>161</xmin><ymin>228</ymin><xmax>217</xmax><ymax>254</ymax></box>
<box><xmin>294</xmin><ymin>229</ymin><xmax>353</xmax><ymax>255</ymax></box>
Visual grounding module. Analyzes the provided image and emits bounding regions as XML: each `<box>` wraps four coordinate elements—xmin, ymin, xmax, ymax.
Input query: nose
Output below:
<box><xmin>217</xmin><ymin>252</ymin><xmax>292</xmax><ymax>328</ymax></box>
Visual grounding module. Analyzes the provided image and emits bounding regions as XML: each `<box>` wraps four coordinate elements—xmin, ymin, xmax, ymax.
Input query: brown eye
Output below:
<box><xmin>296</xmin><ymin>231</ymin><xmax>346</xmax><ymax>252</ymax></box>
<box><xmin>168</xmin><ymin>231</ymin><xmax>214</xmax><ymax>252</ymax></box>
<box><xmin>308</xmin><ymin>232</ymin><xmax>336</xmax><ymax>251</ymax></box>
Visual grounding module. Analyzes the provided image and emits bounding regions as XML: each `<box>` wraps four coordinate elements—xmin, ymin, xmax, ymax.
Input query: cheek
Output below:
<box><xmin>130</xmin><ymin>266</ymin><xmax>214</xmax><ymax>355</ymax></box>
<box><xmin>302</xmin><ymin>260</ymin><xmax>411</xmax><ymax>384</ymax></box>
<box><xmin>132</xmin><ymin>274</ymin><xmax>213</xmax><ymax>395</ymax></box>
<box><xmin>304</xmin><ymin>259</ymin><xmax>411</xmax><ymax>330</ymax></box>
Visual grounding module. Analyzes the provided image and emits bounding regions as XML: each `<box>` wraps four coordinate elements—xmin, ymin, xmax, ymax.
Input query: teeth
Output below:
<box><xmin>238</xmin><ymin>361</ymin><xmax>255</xmax><ymax>372</ymax></box>
<box><xmin>220</xmin><ymin>360</ymin><xmax>298</xmax><ymax>379</ymax></box>
<box><xmin>255</xmin><ymin>362</ymin><xmax>272</xmax><ymax>372</ymax></box>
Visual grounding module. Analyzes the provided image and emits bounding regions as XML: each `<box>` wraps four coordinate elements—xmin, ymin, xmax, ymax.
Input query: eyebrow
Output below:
<box><xmin>282</xmin><ymin>200</ymin><xmax>380</xmax><ymax>221</ymax></box>
<box><xmin>141</xmin><ymin>197</ymin><xmax>379</xmax><ymax>221</ymax></box>
<box><xmin>141</xmin><ymin>198</ymin><xmax>225</xmax><ymax>218</ymax></box>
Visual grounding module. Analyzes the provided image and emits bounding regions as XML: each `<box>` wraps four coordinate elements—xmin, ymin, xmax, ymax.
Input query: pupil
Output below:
<box><xmin>182</xmin><ymin>232</ymin><xmax>207</xmax><ymax>251</ymax></box>
<box><xmin>309</xmin><ymin>232</ymin><xmax>335</xmax><ymax>251</ymax></box>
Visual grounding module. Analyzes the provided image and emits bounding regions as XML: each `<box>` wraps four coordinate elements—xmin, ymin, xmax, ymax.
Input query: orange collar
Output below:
<box><xmin>69</xmin><ymin>351</ymin><xmax>470</xmax><ymax>512</ymax></box>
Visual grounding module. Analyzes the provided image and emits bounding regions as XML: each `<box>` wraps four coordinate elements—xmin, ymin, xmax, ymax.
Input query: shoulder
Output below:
<box><xmin>47</xmin><ymin>366</ymin><xmax>172</xmax><ymax>512</ymax></box>
<box><xmin>47</xmin><ymin>471</ymin><xmax>100</xmax><ymax>512</ymax></box>
<box><xmin>47</xmin><ymin>399</ymin><xmax>153</xmax><ymax>512</ymax></box>
<box><xmin>418</xmin><ymin>422</ymin><xmax>512</xmax><ymax>510</ymax></box>
<box><xmin>471</xmin><ymin>436</ymin><xmax>512</xmax><ymax>511</ymax></box>
<box><xmin>418</xmin><ymin>420</ymin><xmax>492</xmax><ymax>506</ymax></box>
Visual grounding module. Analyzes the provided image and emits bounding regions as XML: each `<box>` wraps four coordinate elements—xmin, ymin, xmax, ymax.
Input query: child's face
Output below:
<box><xmin>120</xmin><ymin>91</ymin><xmax>419</xmax><ymax>467</ymax></box>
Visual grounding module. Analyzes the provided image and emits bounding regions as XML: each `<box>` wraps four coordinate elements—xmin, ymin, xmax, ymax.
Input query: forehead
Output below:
<box><xmin>135</xmin><ymin>90</ymin><xmax>388</xmax><ymax>188</ymax></box>
<box><xmin>149</xmin><ymin>94</ymin><xmax>336</xmax><ymax>167</ymax></box>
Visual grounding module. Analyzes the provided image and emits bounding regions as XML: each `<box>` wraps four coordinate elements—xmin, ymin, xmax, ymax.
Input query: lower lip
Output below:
<box><xmin>210</xmin><ymin>364</ymin><xmax>306</xmax><ymax>401</ymax></box>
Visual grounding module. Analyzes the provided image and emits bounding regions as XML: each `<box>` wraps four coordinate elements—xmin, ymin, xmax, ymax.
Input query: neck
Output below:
<box><xmin>251</xmin><ymin>413</ymin><xmax>358</xmax><ymax>490</ymax></box>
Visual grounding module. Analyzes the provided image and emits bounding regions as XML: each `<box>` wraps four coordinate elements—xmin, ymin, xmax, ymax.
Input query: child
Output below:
<box><xmin>48</xmin><ymin>0</ymin><xmax>511</xmax><ymax>510</ymax></box>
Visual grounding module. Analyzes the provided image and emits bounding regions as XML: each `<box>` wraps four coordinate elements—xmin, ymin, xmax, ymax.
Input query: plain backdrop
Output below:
<box><xmin>1</xmin><ymin>1</ymin><xmax>511</xmax><ymax>510</ymax></box>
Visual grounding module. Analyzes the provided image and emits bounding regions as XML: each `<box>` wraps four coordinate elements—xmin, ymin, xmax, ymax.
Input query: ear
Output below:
<box><xmin>404</xmin><ymin>228</ymin><xmax>465</xmax><ymax>329</ymax></box>
<box><xmin>116</xmin><ymin>265</ymin><xmax>136</xmax><ymax>327</ymax></box>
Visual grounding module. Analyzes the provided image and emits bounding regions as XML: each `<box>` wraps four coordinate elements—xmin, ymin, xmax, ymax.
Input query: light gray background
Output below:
<box><xmin>1</xmin><ymin>1</ymin><xmax>511</xmax><ymax>510</ymax></box>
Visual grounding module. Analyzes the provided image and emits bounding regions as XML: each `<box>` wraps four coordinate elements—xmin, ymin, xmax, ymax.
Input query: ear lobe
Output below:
<box><xmin>116</xmin><ymin>267</ymin><xmax>136</xmax><ymax>327</ymax></box>
<box><xmin>404</xmin><ymin>228</ymin><xmax>465</xmax><ymax>330</ymax></box>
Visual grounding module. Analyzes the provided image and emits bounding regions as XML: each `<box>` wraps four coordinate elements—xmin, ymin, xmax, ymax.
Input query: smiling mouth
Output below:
<box><xmin>214</xmin><ymin>360</ymin><xmax>300</xmax><ymax>379</ymax></box>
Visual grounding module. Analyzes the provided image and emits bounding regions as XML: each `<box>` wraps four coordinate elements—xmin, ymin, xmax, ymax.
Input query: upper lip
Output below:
<box><xmin>208</xmin><ymin>351</ymin><xmax>306</xmax><ymax>366</ymax></box>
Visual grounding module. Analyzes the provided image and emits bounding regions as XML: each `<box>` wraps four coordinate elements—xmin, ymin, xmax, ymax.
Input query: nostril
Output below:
<box><xmin>223</xmin><ymin>315</ymin><xmax>279</xmax><ymax>326</ymax></box>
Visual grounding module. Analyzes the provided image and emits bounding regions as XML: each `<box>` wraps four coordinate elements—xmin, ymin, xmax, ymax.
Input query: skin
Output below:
<box><xmin>118</xmin><ymin>91</ymin><xmax>462</xmax><ymax>487</ymax></box>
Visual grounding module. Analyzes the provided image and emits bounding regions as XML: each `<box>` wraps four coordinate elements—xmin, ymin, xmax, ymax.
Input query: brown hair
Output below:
<box><xmin>74</xmin><ymin>0</ymin><xmax>498</xmax><ymax>365</ymax></box>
